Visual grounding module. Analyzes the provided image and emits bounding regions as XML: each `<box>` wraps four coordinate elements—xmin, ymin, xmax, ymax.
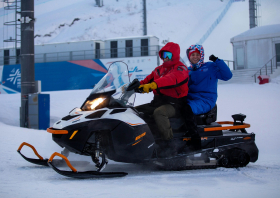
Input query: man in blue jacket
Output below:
<box><xmin>184</xmin><ymin>44</ymin><xmax>232</xmax><ymax>148</ymax></box>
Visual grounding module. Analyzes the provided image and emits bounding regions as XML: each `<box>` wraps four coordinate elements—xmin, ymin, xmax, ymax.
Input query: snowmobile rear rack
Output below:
<box><xmin>17</xmin><ymin>142</ymin><xmax>49</xmax><ymax>166</ymax></box>
<box><xmin>204</xmin><ymin>121</ymin><xmax>250</xmax><ymax>132</ymax></box>
<box><xmin>47</xmin><ymin>152</ymin><xmax>128</xmax><ymax>179</ymax></box>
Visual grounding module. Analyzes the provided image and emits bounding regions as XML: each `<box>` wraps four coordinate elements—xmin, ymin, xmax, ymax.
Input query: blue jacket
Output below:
<box><xmin>186</xmin><ymin>59</ymin><xmax>232</xmax><ymax>115</ymax></box>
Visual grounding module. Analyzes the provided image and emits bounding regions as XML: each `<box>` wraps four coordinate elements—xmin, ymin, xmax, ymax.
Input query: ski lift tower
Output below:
<box><xmin>3</xmin><ymin>0</ymin><xmax>21</xmax><ymax>62</ymax></box>
<box><xmin>249</xmin><ymin>0</ymin><xmax>258</xmax><ymax>29</ymax></box>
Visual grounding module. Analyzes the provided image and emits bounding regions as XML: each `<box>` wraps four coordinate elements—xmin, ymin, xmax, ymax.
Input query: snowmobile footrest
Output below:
<box><xmin>48</xmin><ymin>152</ymin><xmax>128</xmax><ymax>179</ymax></box>
<box><xmin>17</xmin><ymin>142</ymin><xmax>49</xmax><ymax>166</ymax></box>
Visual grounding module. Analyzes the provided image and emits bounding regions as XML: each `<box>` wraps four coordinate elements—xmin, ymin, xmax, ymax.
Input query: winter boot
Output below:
<box><xmin>156</xmin><ymin>140</ymin><xmax>175</xmax><ymax>158</ymax></box>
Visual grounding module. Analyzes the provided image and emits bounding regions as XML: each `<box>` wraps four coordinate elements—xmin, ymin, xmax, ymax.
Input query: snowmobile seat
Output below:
<box><xmin>171</xmin><ymin>105</ymin><xmax>222</xmax><ymax>136</ymax></box>
<box><xmin>195</xmin><ymin>105</ymin><xmax>217</xmax><ymax>125</ymax></box>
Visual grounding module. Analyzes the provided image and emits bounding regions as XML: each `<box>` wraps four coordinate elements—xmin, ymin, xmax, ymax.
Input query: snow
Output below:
<box><xmin>1</xmin><ymin>79</ymin><xmax>280</xmax><ymax>197</ymax></box>
<box><xmin>231</xmin><ymin>24</ymin><xmax>280</xmax><ymax>42</ymax></box>
<box><xmin>1</xmin><ymin>0</ymin><xmax>280</xmax><ymax>197</ymax></box>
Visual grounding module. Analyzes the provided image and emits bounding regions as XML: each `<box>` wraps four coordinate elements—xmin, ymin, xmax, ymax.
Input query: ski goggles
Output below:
<box><xmin>162</xmin><ymin>51</ymin><xmax>172</xmax><ymax>59</ymax></box>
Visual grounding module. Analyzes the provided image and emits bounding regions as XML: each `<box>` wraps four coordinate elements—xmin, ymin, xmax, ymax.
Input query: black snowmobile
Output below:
<box><xmin>17</xmin><ymin>61</ymin><xmax>259</xmax><ymax>179</ymax></box>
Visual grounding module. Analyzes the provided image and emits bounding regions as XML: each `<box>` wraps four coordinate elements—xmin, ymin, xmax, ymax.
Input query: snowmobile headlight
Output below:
<box><xmin>86</xmin><ymin>98</ymin><xmax>105</xmax><ymax>110</ymax></box>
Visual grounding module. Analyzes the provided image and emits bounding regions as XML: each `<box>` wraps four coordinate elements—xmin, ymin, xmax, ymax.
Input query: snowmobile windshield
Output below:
<box><xmin>91</xmin><ymin>61</ymin><xmax>130</xmax><ymax>94</ymax></box>
<box><xmin>83</xmin><ymin>61</ymin><xmax>136</xmax><ymax>109</ymax></box>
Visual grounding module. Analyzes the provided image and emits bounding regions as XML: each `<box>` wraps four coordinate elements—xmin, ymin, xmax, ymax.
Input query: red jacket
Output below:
<box><xmin>140</xmin><ymin>42</ymin><xmax>189</xmax><ymax>99</ymax></box>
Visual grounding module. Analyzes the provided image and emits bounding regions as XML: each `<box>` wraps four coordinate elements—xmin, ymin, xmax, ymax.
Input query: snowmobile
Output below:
<box><xmin>17</xmin><ymin>61</ymin><xmax>259</xmax><ymax>179</ymax></box>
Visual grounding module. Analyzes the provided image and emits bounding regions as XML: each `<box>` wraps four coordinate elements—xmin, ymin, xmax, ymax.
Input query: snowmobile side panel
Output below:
<box><xmin>52</xmin><ymin>119</ymin><xmax>121</xmax><ymax>154</ymax></box>
<box><xmin>110</xmin><ymin>122</ymin><xmax>155</xmax><ymax>163</ymax></box>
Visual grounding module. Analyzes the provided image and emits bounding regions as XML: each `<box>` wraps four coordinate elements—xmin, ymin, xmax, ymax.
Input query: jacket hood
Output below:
<box><xmin>159</xmin><ymin>42</ymin><xmax>181</xmax><ymax>65</ymax></box>
<box><xmin>186</xmin><ymin>44</ymin><xmax>205</xmax><ymax>68</ymax></box>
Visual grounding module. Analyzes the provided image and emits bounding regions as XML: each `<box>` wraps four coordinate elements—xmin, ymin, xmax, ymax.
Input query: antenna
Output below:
<box><xmin>143</xmin><ymin>0</ymin><xmax>147</xmax><ymax>35</ymax></box>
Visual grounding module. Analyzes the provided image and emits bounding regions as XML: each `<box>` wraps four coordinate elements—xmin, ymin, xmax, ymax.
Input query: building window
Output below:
<box><xmin>276</xmin><ymin>43</ymin><xmax>280</xmax><ymax>64</ymax></box>
<box><xmin>16</xmin><ymin>49</ymin><xmax>20</xmax><ymax>64</ymax></box>
<box><xmin>95</xmin><ymin>43</ymin><xmax>100</xmax><ymax>59</ymax></box>
<box><xmin>141</xmin><ymin>39</ymin><xmax>148</xmax><ymax>56</ymax></box>
<box><xmin>110</xmin><ymin>41</ymin><xmax>118</xmax><ymax>58</ymax></box>
<box><xmin>125</xmin><ymin>40</ymin><xmax>133</xmax><ymax>57</ymax></box>
<box><xmin>4</xmin><ymin>50</ymin><xmax>9</xmax><ymax>65</ymax></box>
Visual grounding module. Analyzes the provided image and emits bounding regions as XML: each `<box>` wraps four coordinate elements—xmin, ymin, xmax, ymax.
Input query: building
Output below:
<box><xmin>230</xmin><ymin>24</ymin><xmax>280</xmax><ymax>70</ymax></box>
<box><xmin>0</xmin><ymin>35</ymin><xmax>160</xmax><ymax>94</ymax></box>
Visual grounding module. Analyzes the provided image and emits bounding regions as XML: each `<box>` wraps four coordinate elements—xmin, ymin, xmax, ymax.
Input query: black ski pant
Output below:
<box><xmin>135</xmin><ymin>103</ymin><xmax>178</xmax><ymax>140</ymax></box>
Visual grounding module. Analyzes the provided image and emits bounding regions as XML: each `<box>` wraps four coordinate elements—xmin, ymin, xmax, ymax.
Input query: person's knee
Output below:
<box><xmin>153</xmin><ymin>106</ymin><xmax>167</xmax><ymax>118</ymax></box>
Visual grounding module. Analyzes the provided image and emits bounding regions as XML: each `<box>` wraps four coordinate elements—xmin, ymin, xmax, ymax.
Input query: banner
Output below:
<box><xmin>0</xmin><ymin>56</ymin><xmax>158</xmax><ymax>94</ymax></box>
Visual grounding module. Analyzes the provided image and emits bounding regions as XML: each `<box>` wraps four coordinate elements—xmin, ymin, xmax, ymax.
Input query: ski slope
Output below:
<box><xmin>1</xmin><ymin>78</ymin><xmax>280</xmax><ymax>197</ymax></box>
<box><xmin>1</xmin><ymin>0</ymin><xmax>280</xmax><ymax>62</ymax></box>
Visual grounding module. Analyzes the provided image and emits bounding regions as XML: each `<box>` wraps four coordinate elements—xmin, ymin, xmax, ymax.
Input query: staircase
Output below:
<box><xmin>218</xmin><ymin>67</ymin><xmax>262</xmax><ymax>84</ymax></box>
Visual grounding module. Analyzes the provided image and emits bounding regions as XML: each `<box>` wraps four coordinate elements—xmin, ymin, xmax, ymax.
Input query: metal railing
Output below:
<box><xmin>224</xmin><ymin>60</ymin><xmax>235</xmax><ymax>70</ymax></box>
<box><xmin>252</xmin><ymin>54</ymin><xmax>279</xmax><ymax>82</ymax></box>
<box><xmin>0</xmin><ymin>45</ymin><xmax>161</xmax><ymax>65</ymax></box>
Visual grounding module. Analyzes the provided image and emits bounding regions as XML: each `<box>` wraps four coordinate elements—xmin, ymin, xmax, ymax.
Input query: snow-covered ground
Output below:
<box><xmin>1</xmin><ymin>0</ymin><xmax>280</xmax><ymax>197</ymax></box>
<box><xmin>1</xmin><ymin>77</ymin><xmax>280</xmax><ymax>198</ymax></box>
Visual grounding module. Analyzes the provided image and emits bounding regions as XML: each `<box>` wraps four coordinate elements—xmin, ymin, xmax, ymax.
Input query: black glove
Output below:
<box><xmin>209</xmin><ymin>54</ymin><xmax>218</xmax><ymax>62</ymax></box>
<box><xmin>127</xmin><ymin>78</ymin><xmax>141</xmax><ymax>92</ymax></box>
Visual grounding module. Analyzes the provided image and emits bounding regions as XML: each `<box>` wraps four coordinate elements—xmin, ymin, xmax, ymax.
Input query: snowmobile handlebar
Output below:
<box><xmin>126</xmin><ymin>78</ymin><xmax>143</xmax><ymax>93</ymax></box>
<box><xmin>17</xmin><ymin>142</ymin><xmax>44</xmax><ymax>160</ymax></box>
<box><xmin>48</xmin><ymin>152</ymin><xmax>77</xmax><ymax>172</ymax></box>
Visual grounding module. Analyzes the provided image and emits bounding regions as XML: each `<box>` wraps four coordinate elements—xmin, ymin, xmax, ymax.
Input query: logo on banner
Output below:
<box><xmin>7</xmin><ymin>68</ymin><xmax>21</xmax><ymax>86</ymax></box>
<box><xmin>2</xmin><ymin>66</ymin><xmax>21</xmax><ymax>92</ymax></box>
<box><xmin>129</xmin><ymin>66</ymin><xmax>143</xmax><ymax>73</ymax></box>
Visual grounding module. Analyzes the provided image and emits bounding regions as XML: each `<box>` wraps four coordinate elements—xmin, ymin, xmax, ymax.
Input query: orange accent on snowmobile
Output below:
<box><xmin>17</xmin><ymin>142</ymin><xmax>44</xmax><ymax>160</ymax></box>
<box><xmin>244</xmin><ymin>137</ymin><xmax>252</xmax><ymax>140</ymax></box>
<box><xmin>69</xmin><ymin>130</ymin><xmax>79</xmax><ymax>139</ymax></box>
<box><xmin>204</xmin><ymin>121</ymin><xmax>250</xmax><ymax>132</ymax></box>
<box><xmin>132</xmin><ymin>140</ymin><xmax>142</xmax><ymax>146</ymax></box>
<box><xmin>48</xmin><ymin>152</ymin><xmax>77</xmax><ymax>172</ymax></box>
<box><xmin>126</xmin><ymin>122</ymin><xmax>145</xmax><ymax>126</ymax></box>
<box><xmin>135</xmin><ymin>132</ymin><xmax>146</xmax><ymax>141</ymax></box>
<box><xmin>183</xmin><ymin>138</ymin><xmax>191</xmax><ymax>141</ymax></box>
<box><xmin>47</xmin><ymin>127</ymin><xmax>68</xmax><ymax>134</ymax></box>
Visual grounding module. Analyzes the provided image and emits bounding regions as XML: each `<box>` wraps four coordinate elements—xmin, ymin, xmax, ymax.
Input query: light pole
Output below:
<box><xmin>20</xmin><ymin>0</ymin><xmax>35</xmax><ymax>127</ymax></box>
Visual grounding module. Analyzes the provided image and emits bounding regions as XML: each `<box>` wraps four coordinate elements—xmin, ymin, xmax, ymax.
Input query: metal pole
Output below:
<box><xmin>265</xmin><ymin>64</ymin><xmax>267</xmax><ymax>75</ymax></box>
<box><xmin>271</xmin><ymin>60</ymin><xmax>273</xmax><ymax>74</ymax></box>
<box><xmin>249</xmin><ymin>0</ymin><xmax>257</xmax><ymax>29</ymax></box>
<box><xmin>20</xmin><ymin>0</ymin><xmax>35</xmax><ymax>128</ymax></box>
<box><xmin>143</xmin><ymin>0</ymin><xmax>147</xmax><ymax>35</ymax></box>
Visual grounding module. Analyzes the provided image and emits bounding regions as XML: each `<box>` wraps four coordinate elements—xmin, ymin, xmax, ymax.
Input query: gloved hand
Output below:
<box><xmin>209</xmin><ymin>54</ymin><xmax>218</xmax><ymax>62</ymax></box>
<box><xmin>138</xmin><ymin>82</ymin><xmax>157</xmax><ymax>93</ymax></box>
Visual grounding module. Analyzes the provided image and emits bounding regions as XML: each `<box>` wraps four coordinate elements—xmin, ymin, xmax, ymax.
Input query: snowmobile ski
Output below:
<box><xmin>17</xmin><ymin>142</ymin><xmax>49</xmax><ymax>166</ymax></box>
<box><xmin>47</xmin><ymin>152</ymin><xmax>128</xmax><ymax>179</ymax></box>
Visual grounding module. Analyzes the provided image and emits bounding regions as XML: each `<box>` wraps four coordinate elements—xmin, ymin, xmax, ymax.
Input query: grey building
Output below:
<box><xmin>230</xmin><ymin>24</ymin><xmax>280</xmax><ymax>70</ymax></box>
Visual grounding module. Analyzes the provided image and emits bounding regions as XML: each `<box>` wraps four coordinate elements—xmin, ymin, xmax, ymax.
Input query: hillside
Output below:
<box><xmin>0</xmin><ymin>0</ymin><xmax>280</xmax><ymax>62</ymax></box>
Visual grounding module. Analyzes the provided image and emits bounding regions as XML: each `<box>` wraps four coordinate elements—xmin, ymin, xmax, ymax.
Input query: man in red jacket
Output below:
<box><xmin>136</xmin><ymin>42</ymin><xmax>189</xmax><ymax>157</ymax></box>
